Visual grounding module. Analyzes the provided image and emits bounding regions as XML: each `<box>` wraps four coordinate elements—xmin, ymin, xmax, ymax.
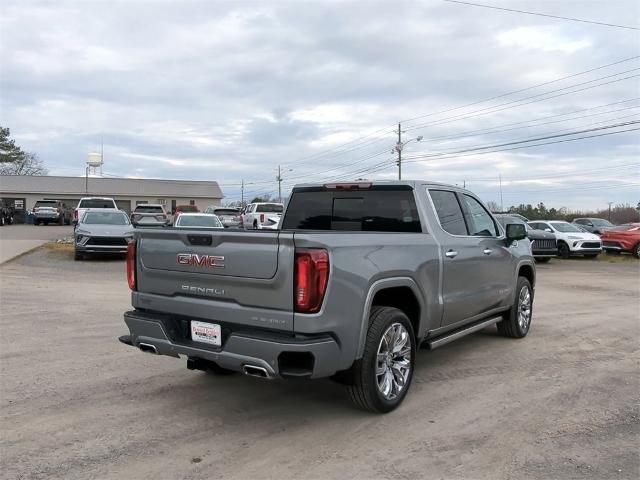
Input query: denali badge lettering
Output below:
<box><xmin>181</xmin><ymin>285</ymin><xmax>226</xmax><ymax>296</ymax></box>
<box><xmin>176</xmin><ymin>253</ymin><xmax>225</xmax><ymax>268</ymax></box>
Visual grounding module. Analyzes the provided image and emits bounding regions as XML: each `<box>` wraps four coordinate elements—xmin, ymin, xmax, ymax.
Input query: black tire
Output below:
<box><xmin>58</xmin><ymin>216</ymin><xmax>64</xmax><ymax>225</ymax></box>
<box><xmin>8</xmin><ymin>216</ymin><xmax>13</xmax><ymax>225</ymax></box>
<box><xmin>497</xmin><ymin>276</ymin><xmax>533</xmax><ymax>339</ymax></box>
<box><xmin>253</xmin><ymin>221</ymin><xmax>258</xmax><ymax>230</ymax></box>
<box><xmin>535</xmin><ymin>257</ymin><xmax>551</xmax><ymax>263</ymax></box>
<box><xmin>557</xmin><ymin>242</ymin><xmax>570</xmax><ymax>259</ymax></box>
<box><xmin>74</xmin><ymin>250</ymin><xmax>83</xmax><ymax>261</ymax></box>
<box><xmin>584</xmin><ymin>254</ymin><xmax>598</xmax><ymax>259</ymax></box>
<box><xmin>34</xmin><ymin>219</ymin><xmax>39</xmax><ymax>226</ymax></box>
<box><xmin>606</xmin><ymin>250</ymin><xmax>620</xmax><ymax>255</ymax></box>
<box><xmin>634</xmin><ymin>243</ymin><xmax>640</xmax><ymax>259</ymax></box>
<box><xmin>347</xmin><ymin>306</ymin><xmax>416</xmax><ymax>413</ymax></box>
<box><xmin>0</xmin><ymin>216</ymin><xmax>4</xmax><ymax>227</ymax></box>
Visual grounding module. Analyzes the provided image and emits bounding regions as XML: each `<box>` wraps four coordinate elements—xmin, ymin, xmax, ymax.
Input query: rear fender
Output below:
<box><xmin>356</xmin><ymin>277</ymin><xmax>425</xmax><ymax>359</ymax></box>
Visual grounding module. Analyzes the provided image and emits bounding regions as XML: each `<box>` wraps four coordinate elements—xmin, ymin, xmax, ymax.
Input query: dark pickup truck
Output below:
<box><xmin>120</xmin><ymin>181</ymin><xmax>535</xmax><ymax>412</ymax></box>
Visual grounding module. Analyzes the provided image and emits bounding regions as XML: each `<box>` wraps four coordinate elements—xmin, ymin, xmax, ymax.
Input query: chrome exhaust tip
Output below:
<box><xmin>243</xmin><ymin>365</ymin><xmax>270</xmax><ymax>379</ymax></box>
<box><xmin>139</xmin><ymin>342</ymin><xmax>158</xmax><ymax>354</ymax></box>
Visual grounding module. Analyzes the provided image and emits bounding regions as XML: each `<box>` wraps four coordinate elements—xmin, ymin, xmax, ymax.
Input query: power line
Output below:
<box><xmin>402</xmin><ymin>70</ymin><xmax>640</xmax><ymax>133</ymax></box>
<box><xmin>409</xmin><ymin>100</ymin><xmax>640</xmax><ymax>145</ymax></box>
<box><xmin>406</xmin><ymin>119</ymin><xmax>640</xmax><ymax>159</ymax></box>
<box><xmin>402</xmin><ymin>124</ymin><xmax>640</xmax><ymax>165</ymax></box>
<box><xmin>400</xmin><ymin>56</ymin><xmax>640</xmax><ymax>124</ymax></box>
<box><xmin>443</xmin><ymin>0</ymin><xmax>640</xmax><ymax>31</ymax></box>
<box><xmin>330</xmin><ymin>124</ymin><xmax>640</xmax><ymax>180</ymax></box>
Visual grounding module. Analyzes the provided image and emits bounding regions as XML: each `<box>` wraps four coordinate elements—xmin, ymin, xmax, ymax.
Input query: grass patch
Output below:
<box><xmin>43</xmin><ymin>242</ymin><xmax>74</xmax><ymax>252</ymax></box>
<box><xmin>594</xmin><ymin>252</ymin><xmax>639</xmax><ymax>263</ymax></box>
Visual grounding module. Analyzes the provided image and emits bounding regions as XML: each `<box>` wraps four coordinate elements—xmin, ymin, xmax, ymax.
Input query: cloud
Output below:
<box><xmin>496</xmin><ymin>26</ymin><xmax>592</xmax><ymax>54</ymax></box>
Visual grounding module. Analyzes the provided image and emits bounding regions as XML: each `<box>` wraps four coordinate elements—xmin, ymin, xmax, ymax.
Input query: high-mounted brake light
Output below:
<box><xmin>127</xmin><ymin>241</ymin><xmax>137</xmax><ymax>290</ymax></box>
<box><xmin>295</xmin><ymin>249</ymin><xmax>329</xmax><ymax>313</ymax></box>
<box><xmin>323</xmin><ymin>182</ymin><xmax>372</xmax><ymax>190</ymax></box>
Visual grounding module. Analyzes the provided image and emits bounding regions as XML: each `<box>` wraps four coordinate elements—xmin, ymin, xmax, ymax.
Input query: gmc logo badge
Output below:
<box><xmin>176</xmin><ymin>253</ymin><xmax>225</xmax><ymax>268</ymax></box>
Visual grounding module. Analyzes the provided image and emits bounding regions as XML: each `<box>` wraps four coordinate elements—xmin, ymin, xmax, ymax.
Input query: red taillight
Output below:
<box><xmin>74</xmin><ymin>210</ymin><xmax>78</xmax><ymax>219</ymax></box>
<box><xmin>32</xmin><ymin>207</ymin><xmax>35</xmax><ymax>213</ymax></box>
<box><xmin>294</xmin><ymin>249</ymin><xmax>329</xmax><ymax>313</ymax></box>
<box><xmin>260</xmin><ymin>214</ymin><xmax>265</xmax><ymax>223</ymax></box>
<box><xmin>127</xmin><ymin>242</ymin><xmax>136</xmax><ymax>290</ymax></box>
<box><xmin>56</xmin><ymin>207</ymin><xmax>61</xmax><ymax>213</ymax></box>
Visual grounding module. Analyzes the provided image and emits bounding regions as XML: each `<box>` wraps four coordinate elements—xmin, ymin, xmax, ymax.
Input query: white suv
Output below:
<box><xmin>242</xmin><ymin>202</ymin><xmax>284</xmax><ymax>230</ymax></box>
<box><xmin>527</xmin><ymin>220</ymin><xmax>602</xmax><ymax>259</ymax></box>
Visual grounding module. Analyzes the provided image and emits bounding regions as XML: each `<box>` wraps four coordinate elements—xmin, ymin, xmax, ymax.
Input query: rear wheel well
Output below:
<box><xmin>518</xmin><ymin>264</ymin><xmax>535</xmax><ymax>287</ymax></box>
<box><xmin>371</xmin><ymin>287</ymin><xmax>420</xmax><ymax>336</ymax></box>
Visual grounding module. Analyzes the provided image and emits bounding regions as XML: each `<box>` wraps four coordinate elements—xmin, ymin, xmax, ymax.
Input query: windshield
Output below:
<box><xmin>256</xmin><ymin>204</ymin><xmax>283</xmax><ymax>213</ymax></box>
<box><xmin>175</xmin><ymin>215</ymin><xmax>222</xmax><ymax>228</ymax></box>
<box><xmin>552</xmin><ymin>222</ymin><xmax>582</xmax><ymax>233</ymax></box>
<box><xmin>82</xmin><ymin>212</ymin><xmax>129</xmax><ymax>225</ymax></box>
<box><xmin>214</xmin><ymin>209</ymin><xmax>240</xmax><ymax>216</ymax></box>
<box><xmin>79</xmin><ymin>199</ymin><xmax>115</xmax><ymax>208</ymax></box>
<box><xmin>591</xmin><ymin>219</ymin><xmax>613</xmax><ymax>226</ymax></box>
<box><xmin>135</xmin><ymin>205</ymin><xmax>164</xmax><ymax>213</ymax></box>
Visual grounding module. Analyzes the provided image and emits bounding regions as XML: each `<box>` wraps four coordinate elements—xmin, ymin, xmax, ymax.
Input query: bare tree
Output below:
<box><xmin>0</xmin><ymin>152</ymin><xmax>48</xmax><ymax>175</ymax></box>
<box><xmin>485</xmin><ymin>200</ymin><xmax>501</xmax><ymax>213</ymax></box>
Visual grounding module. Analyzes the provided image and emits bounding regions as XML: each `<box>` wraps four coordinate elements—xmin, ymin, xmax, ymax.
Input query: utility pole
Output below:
<box><xmin>396</xmin><ymin>123</ymin><xmax>402</xmax><ymax>180</ymax></box>
<box><xmin>241</xmin><ymin>179</ymin><xmax>245</xmax><ymax>207</ymax></box>
<box><xmin>276</xmin><ymin>165</ymin><xmax>282</xmax><ymax>203</ymax></box>
<box><xmin>499</xmin><ymin>174</ymin><xmax>504</xmax><ymax>212</ymax></box>
<box><xmin>607</xmin><ymin>201</ymin><xmax>613</xmax><ymax>221</ymax></box>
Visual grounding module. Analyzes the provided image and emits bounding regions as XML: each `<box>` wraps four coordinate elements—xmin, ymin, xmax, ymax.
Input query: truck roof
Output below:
<box><xmin>291</xmin><ymin>180</ymin><xmax>470</xmax><ymax>191</ymax></box>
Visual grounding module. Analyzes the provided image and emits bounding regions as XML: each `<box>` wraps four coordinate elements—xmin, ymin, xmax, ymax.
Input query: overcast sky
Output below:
<box><xmin>1</xmin><ymin>0</ymin><xmax>639</xmax><ymax>209</ymax></box>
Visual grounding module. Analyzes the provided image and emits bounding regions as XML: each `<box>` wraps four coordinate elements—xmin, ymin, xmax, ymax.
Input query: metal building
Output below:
<box><xmin>0</xmin><ymin>175</ymin><xmax>224</xmax><ymax>217</ymax></box>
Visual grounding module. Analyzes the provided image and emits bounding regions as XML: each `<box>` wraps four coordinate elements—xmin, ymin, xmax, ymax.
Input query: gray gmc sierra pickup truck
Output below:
<box><xmin>120</xmin><ymin>181</ymin><xmax>535</xmax><ymax>413</ymax></box>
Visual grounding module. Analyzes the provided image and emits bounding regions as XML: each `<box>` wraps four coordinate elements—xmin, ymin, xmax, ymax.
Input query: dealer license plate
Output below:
<box><xmin>190</xmin><ymin>321</ymin><xmax>221</xmax><ymax>346</ymax></box>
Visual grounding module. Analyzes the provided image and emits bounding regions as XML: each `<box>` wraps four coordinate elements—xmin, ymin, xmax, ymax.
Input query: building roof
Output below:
<box><xmin>0</xmin><ymin>175</ymin><xmax>224</xmax><ymax>199</ymax></box>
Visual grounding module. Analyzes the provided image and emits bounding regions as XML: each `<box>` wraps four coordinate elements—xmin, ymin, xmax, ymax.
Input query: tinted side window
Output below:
<box><xmin>282</xmin><ymin>189</ymin><xmax>421</xmax><ymax>232</ymax></box>
<box><xmin>429</xmin><ymin>190</ymin><xmax>468</xmax><ymax>235</ymax></box>
<box><xmin>461</xmin><ymin>195</ymin><xmax>498</xmax><ymax>237</ymax></box>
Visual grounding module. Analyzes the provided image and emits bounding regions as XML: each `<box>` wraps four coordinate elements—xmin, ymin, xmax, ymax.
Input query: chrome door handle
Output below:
<box><xmin>483</xmin><ymin>248</ymin><xmax>493</xmax><ymax>255</ymax></box>
<box><xmin>445</xmin><ymin>250</ymin><xmax>458</xmax><ymax>258</ymax></box>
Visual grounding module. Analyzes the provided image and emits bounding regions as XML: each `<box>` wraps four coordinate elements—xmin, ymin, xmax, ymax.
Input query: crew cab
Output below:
<box><xmin>119</xmin><ymin>181</ymin><xmax>535</xmax><ymax>413</ymax></box>
<box><xmin>242</xmin><ymin>202</ymin><xmax>283</xmax><ymax>229</ymax></box>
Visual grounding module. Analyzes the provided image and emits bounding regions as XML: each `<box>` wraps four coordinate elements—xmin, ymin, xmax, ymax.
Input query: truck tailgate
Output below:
<box><xmin>134</xmin><ymin>229</ymin><xmax>295</xmax><ymax>331</ymax></box>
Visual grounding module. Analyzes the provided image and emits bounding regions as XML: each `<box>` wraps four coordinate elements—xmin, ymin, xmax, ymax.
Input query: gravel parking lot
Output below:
<box><xmin>1</xmin><ymin>247</ymin><xmax>638</xmax><ymax>480</ymax></box>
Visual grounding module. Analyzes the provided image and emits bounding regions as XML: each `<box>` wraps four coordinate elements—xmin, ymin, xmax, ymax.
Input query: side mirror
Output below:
<box><xmin>506</xmin><ymin>223</ymin><xmax>527</xmax><ymax>242</ymax></box>
<box><xmin>544</xmin><ymin>228</ymin><xmax>552</xmax><ymax>233</ymax></box>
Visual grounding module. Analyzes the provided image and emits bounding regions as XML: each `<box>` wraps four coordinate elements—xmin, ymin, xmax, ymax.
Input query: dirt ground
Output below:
<box><xmin>1</xmin><ymin>247</ymin><xmax>638</xmax><ymax>480</ymax></box>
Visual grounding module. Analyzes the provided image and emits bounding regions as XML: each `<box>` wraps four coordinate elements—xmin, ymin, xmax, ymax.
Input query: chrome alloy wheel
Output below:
<box><xmin>376</xmin><ymin>323</ymin><xmax>412</xmax><ymax>400</ymax></box>
<box><xmin>517</xmin><ymin>286</ymin><xmax>532</xmax><ymax>331</ymax></box>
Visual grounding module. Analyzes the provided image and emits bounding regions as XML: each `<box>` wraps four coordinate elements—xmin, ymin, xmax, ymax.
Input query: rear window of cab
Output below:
<box><xmin>282</xmin><ymin>187</ymin><xmax>421</xmax><ymax>232</ymax></box>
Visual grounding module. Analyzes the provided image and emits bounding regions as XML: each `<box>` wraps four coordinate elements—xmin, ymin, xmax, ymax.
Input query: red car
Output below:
<box><xmin>601</xmin><ymin>223</ymin><xmax>640</xmax><ymax>258</ymax></box>
<box><xmin>173</xmin><ymin>204</ymin><xmax>199</xmax><ymax>220</ymax></box>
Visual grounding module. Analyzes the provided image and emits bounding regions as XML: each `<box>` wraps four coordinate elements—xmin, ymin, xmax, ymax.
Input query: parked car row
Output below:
<box><xmin>0</xmin><ymin>199</ymin><xmax>15</xmax><ymax>226</ymax></box>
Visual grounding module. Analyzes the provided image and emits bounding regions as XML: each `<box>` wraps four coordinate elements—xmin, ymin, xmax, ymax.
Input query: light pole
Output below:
<box><xmin>276</xmin><ymin>165</ymin><xmax>292</xmax><ymax>203</ymax></box>
<box><xmin>393</xmin><ymin>123</ymin><xmax>423</xmax><ymax>180</ymax></box>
